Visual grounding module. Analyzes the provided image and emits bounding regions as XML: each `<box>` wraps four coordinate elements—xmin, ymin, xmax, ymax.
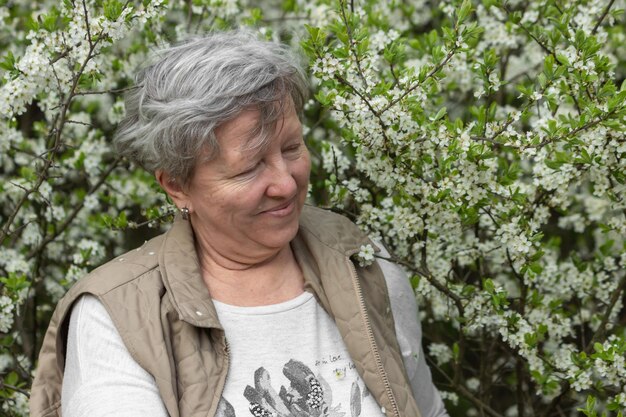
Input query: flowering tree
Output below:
<box><xmin>1</xmin><ymin>0</ymin><xmax>625</xmax><ymax>416</ymax></box>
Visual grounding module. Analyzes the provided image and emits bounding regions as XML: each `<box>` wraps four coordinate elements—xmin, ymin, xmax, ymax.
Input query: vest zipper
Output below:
<box><xmin>213</xmin><ymin>333</ymin><xmax>230</xmax><ymax>415</ymax></box>
<box><xmin>346</xmin><ymin>257</ymin><xmax>401</xmax><ymax>417</ymax></box>
<box><xmin>223</xmin><ymin>334</ymin><xmax>230</xmax><ymax>374</ymax></box>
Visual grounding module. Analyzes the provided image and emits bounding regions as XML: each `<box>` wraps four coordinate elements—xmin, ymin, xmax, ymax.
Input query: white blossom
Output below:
<box><xmin>355</xmin><ymin>244</ymin><xmax>375</xmax><ymax>267</ymax></box>
<box><xmin>0</xmin><ymin>296</ymin><xmax>14</xmax><ymax>332</ymax></box>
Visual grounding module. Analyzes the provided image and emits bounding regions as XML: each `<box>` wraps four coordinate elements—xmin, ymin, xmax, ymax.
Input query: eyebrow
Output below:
<box><xmin>240</xmin><ymin>118</ymin><xmax>302</xmax><ymax>159</ymax></box>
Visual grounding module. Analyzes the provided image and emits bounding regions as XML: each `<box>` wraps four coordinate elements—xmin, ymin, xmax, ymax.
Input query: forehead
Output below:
<box><xmin>214</xmin><ymin>101</ymin><xmax>301</xmax><ymax>157</ymax></box>
<box><xmin>214</xmin><ymin>109</ymin><xmax>261</xmax><ymax>149</ymax></box>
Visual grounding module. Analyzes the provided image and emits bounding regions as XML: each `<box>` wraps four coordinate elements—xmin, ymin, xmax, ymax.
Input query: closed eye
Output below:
<box><xmin>283</xmin><ymin>143</ymin><xmax>302</xmax><ymax>154</ymax></box>
<box><xmin>236</xmin><ymin>162</ymin><xmax>261</xmax><ymax>177</ymax></box>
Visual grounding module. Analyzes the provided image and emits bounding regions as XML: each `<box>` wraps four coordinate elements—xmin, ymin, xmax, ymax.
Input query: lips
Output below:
<box><xmin>261</xmin><ymin>197</ymin><xmax>296</xmax><ymax>216</ymax></box>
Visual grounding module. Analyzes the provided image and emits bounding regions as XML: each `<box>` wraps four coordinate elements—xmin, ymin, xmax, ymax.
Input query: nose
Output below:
<box><xmin>266</xmin><ymin>159</ymin><xmax>297</xmax><ymax>199</ymax></box>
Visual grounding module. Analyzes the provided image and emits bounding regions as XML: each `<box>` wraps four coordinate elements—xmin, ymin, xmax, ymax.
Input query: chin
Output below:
<box><xmin>264</xmin><ymin>221</ymin><xmax>299</xmax><ymax>250</ymax></box>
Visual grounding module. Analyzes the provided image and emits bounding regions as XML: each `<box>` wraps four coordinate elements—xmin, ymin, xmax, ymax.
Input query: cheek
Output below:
<box><xmin>295</xmin><ymin>152</ymin><xmax>311</xmax><ymax>184</ymax></box>
<box><xmin>194</xmin><ymin>185</ymin><xmax>241</xmax><ymax>216</ymax></box>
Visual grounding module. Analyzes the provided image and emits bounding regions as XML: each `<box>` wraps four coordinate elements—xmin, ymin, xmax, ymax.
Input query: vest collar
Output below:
<box><xmin>158</xmin><ymin>205</ymin><xmax>374</xmax><ymax>327</ymax></box>
<box><xmin>158</xmin><ymin>213</ymin><xmax>222</xmax><ymax>328</ymax></box>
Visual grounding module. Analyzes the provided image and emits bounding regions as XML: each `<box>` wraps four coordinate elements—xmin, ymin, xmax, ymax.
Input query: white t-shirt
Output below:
<box><xmin>61</xmin><ymin>256</ymin><xmax>448</xmax><ymax>417</ymax></box>
<box><xmin>213</xmin><ymin>292</ymin><xmax>384</xmax><ymax>417</ymax></box>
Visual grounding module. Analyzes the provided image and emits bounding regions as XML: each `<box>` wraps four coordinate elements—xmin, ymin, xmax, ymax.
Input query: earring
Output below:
<box><xmin>181</xmin><ymin>207</ymin><xmax>190</xmax><ymax>221</ymax></box>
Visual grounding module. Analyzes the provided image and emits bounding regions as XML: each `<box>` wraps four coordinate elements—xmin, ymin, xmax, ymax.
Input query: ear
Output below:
<box><xmin>155</xmin><ymin>170</ymin><xmax>192</xmax><ymax>212</ymax></box>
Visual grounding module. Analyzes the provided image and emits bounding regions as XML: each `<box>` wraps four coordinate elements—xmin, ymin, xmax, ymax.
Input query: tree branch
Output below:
<box><xmin>380</xmin><ymin>47</ymin><xmax>458</xmax><ymax>114</ymax></box>
<box><xmin>592</xmin><ymin>0</ymin><xmax>616</xmax><ymax>34</ymax></box>
<box><xmin>0</xmin><ymin>32</ymin><xmax>102</xmax><ymax>244</ymax></box>
<box><xmin>428</xmin><ymin>358</ymin><xmax>505</xmax><ymax>417</ymax></box>
<box><xmin>584</xmin><ymin>273</ymin><xmax>626</xmax><ymax>352</ymax></box>
<box><xmin>26</xmin><ymin>157</ymin><xmax>122</xmax><ymax>259</ymax></box>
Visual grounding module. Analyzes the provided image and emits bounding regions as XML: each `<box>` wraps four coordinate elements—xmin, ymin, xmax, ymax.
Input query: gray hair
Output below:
<box><xmin>113</xmin><ymin>30</ymin><xmax>309</xmax><ymax>184</ymax></box>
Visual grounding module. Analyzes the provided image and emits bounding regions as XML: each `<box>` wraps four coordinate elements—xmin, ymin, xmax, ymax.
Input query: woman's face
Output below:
<box><xmin>181</xmin><ymin>103</ymin><xmax>310</xmax><ymax>262</ymax></box>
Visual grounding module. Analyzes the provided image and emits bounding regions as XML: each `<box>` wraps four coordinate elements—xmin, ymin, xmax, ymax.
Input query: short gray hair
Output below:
<box><xmin>113</xmin><ymin>30</ymin><xmax>309</xmax><ymax>184</ymax></box>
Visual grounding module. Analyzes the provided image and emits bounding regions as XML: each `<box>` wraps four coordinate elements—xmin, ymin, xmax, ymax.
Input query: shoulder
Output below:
<box><xmin>374</xmin><ymin>242</ymin><xmax>422</xmax><ymax>355</ymax></box>
<box><xmin>65</xmin><ymin>231</ymin><xmax>166</xmax><ymax>300</ymax></box>
<box><xmin>299</xmin><ymin>205</ymin><xmax>366</xmax><ymax>238</ymax></box>
<box><xmin>50</xmin><ymin>231</ymin><xmax>169</xmax><ymax>354</ymax></box>
<box><xmin>64</xmin><ymin>295</ymin><xmax>124</xmax><ymax>369</ymax></box>
<box><xmin>62</xmin><ymin>295</ymin><xmax>169</xmax><ymax>417</ymax></box>
<box><xmin>31</xmin><ymin>230</ymin><xmax>172</xmax><ymax>417</ymax></box>
<box><xmin>65</xmin><ymin>294</ymin><xmax>153</xmax><ymax>368</ymax></box>
<box><xmin>371</xmin><ymin>244</ymin><xmax>428</xmax><ymax>388</ymax></box>
<box><xmin>374</xmin><ymin>243</ymin><xmax>419</xmax><ymax>321</ymax></box>
<box><xmin>48</xmin><ymin>230</ymin><xmax>173</xmax><ymax>388</ymax></box>
<box><xmin>298</xmin><ymin>205</ymin><xmax>372</xmax><ymax>254</ymax></box>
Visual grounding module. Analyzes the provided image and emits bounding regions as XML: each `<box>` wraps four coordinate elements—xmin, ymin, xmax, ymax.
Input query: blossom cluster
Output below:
<box><xmin>302</xmin><ymin>0</ymin><xmax>626</xmax><ymax>415</ymax></box>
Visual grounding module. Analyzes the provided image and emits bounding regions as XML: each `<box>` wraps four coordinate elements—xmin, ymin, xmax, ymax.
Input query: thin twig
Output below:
<box><xmin>0</xmin><ymin>382</ymin><xmax>30</xmax><ymax>398</ymax></box>
<box><xmin>533</xmin><ymin>109</ymin><xmax>618</xmax><ymax>149</ymax></box>
<box><xmin>118</xmin><ymin>209</ymin><xmax>177</xmax><ymax>230</ymax></box>
<box><xmin>338</xmin><ymin>0</ymin><xmax>370</xmax><ymax>90</ymax></box>
<box><xmin>260</xmin><ymin>15</ymin><xmax>309</xmax><ymax>22</ymax></box>
<box><xmin>81</xmin><ymin>0</ymin><xmax>93</xmax><ymax>49</ymax></box>
<box><xmin>592</xmin><ymin>0</ymin><xmax>616</xmax><ymax>34</ymax></box>
<box><xmin>185</xmin><ymin>0</ymin><xmax>193</xmax><ymax>32</ymax></box>
<box><xmin>332</xmin><ymin>73</ymin><xmax>393</xmax><ymax>145</ymax></box>
<box><xmin>584</xmin><ymin>274</ymin><xmax>626</xmax><ymax>352</ymax></box>
<box><xmin>49</xmin><ymin>48</ymin><xmax>73</xmax><ymax>65</ymax></box>
<box><xmin>75</xmin><ymin>85</ymin><xmax>139</xmax><ymax>96</ymax></box>
<box><xmin>428</xmin><ymin>358</ymin><xmax>505</xmax><ymax>417</ymax></box>
<box><xmin>380</xmin><ymin>48</ymin><xmax>457</xmax><ymax>114</ymax></box>
<box><xmin>376</xmin><ymin>245</ymin><xmax>466</xmax><ymax>315</ymax></box>
<box><xmin>65</xmin><ymin>120</ymin><xmax>95</xmax><ymax>127</ymax></box>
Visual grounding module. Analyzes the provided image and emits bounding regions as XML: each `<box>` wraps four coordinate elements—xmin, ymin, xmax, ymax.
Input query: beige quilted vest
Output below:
<box><xmin>30</xmin><ymin>206</ymin><xmax>422</xmax><ymax>417</ymax></box>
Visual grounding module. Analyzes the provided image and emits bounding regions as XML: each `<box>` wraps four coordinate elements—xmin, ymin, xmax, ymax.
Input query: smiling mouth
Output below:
<box><xmin>261</xmin><ymin>198</ymin><xmax>296</xmax><ymax>217</ymax></box>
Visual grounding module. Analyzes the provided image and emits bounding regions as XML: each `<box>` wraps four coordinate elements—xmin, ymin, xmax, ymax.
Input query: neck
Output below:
<box><xmin>196</xmin><ymin>241</ymin><xmax>304</xmax><ymax>307</ymax></box>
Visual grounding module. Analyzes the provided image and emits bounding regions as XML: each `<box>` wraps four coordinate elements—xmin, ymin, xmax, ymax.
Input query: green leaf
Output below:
<box><xmin>482</xmin><ymin>0</ymin><xmax>501</xmax><ymax>8</ymax></box>
<box><xmin>457</xmin><ymin>0</ymin><xmax>473</xmax><ymax>24</ymax></box>
<box><xmin>104</xmin><ymin>0</ymin><xmax>124</xmax><ymax>21</ymax></box>
<box><xmin>538</xmin><ymin>73</ymin><xmax>547</xmax><ymax>89</ymax></box>
<box><xmin>0</xmin><ymin>51</ymin><xmax>16</xmax><ymax>72</ymax></box>
<box><xmin>598</xmin><ymin>240</ymin><xmax>614</xmax><ymax>256</ymax></box>
<box><xmin>410</xmin><ymin>275</ymin><xmax>420</xmax><ymax>290</ymax></box>
<box><xmin>245</xmin><ymin>8</ymin><xmax>263</xmax><ymax>24</ymax></box>
<box><xmin>577</xmin><ymin>148</ymin><xmax>593</xmax><ymax>164</ymax></box>
<box><xmin>556</xmin><ymin>53</ymin><xmax>570</xmax><ymax>66</ymax></box>
<box><xmin>24</xmin><ymin>14</ymin><xmax>40</xmax><ymax>31</ymax></box>
<box><xmin>430</xmin><ymin>107</ymin><xmax>447</xmax><ymax>121</ymax></box>
<box><xmin>544</xmin><ymin>159</ymin><xmax>564</xmax><ymax>170</ymax></box>
<box><xmin>5</xmin><ymin>372</ymin><xmax>18</xmax><ymax>387</ymax></box>
<box><xmin>529</xmin><ymin>262</ymin><xmax>543</xmax><ymax>274</ymax></box>
<box><xmin>118</xmin><ymin>211</ymin><xmax>128</xmax><ymax>228</ymax></box>
<box><xmin>0</xmin><ymin>273</ymin><xmax>29</xmax><ymax>293</ymax></box>
<box><xmin>40</xmin><ymin>7</ymin><xmax>61</xmax><ymax>32</ymax></box>
<box><xmin>281</xmin><ymin>0</ymin><xmax>297</xmax><ymax>12</ymax></box>
<box><xmin>584</xmin><ymin>395</ymin><xmax>597</xmax><ymax>416</ymax></box>
<box><xmin>544</xmin><ymin>54</ymin><xmax>555</xmax><ymax>76</ymax></box>
<box><xmin>314</xmin><ymin>90</ymin><xmax>333</xmax><ymax>107</ymax></box>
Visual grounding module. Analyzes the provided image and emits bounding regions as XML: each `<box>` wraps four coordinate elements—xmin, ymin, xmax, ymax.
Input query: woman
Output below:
<box><xmin>30</xmin><ymin>31</ymin><xmax>448</xmax><ymax>417</ymax></box>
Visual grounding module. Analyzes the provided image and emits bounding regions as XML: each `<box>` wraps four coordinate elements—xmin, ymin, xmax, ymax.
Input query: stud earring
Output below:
<box><xmin>181</xmin><ymin>207</ymin><xmax>190</xmax><ymax>221</ymax></box>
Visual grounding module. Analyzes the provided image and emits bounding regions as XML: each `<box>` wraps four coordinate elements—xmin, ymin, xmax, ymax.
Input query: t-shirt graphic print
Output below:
<box><xmin>213</xmin><ymin>292</ymin><xmax>385</xmax><ymax>417</ymax></box>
